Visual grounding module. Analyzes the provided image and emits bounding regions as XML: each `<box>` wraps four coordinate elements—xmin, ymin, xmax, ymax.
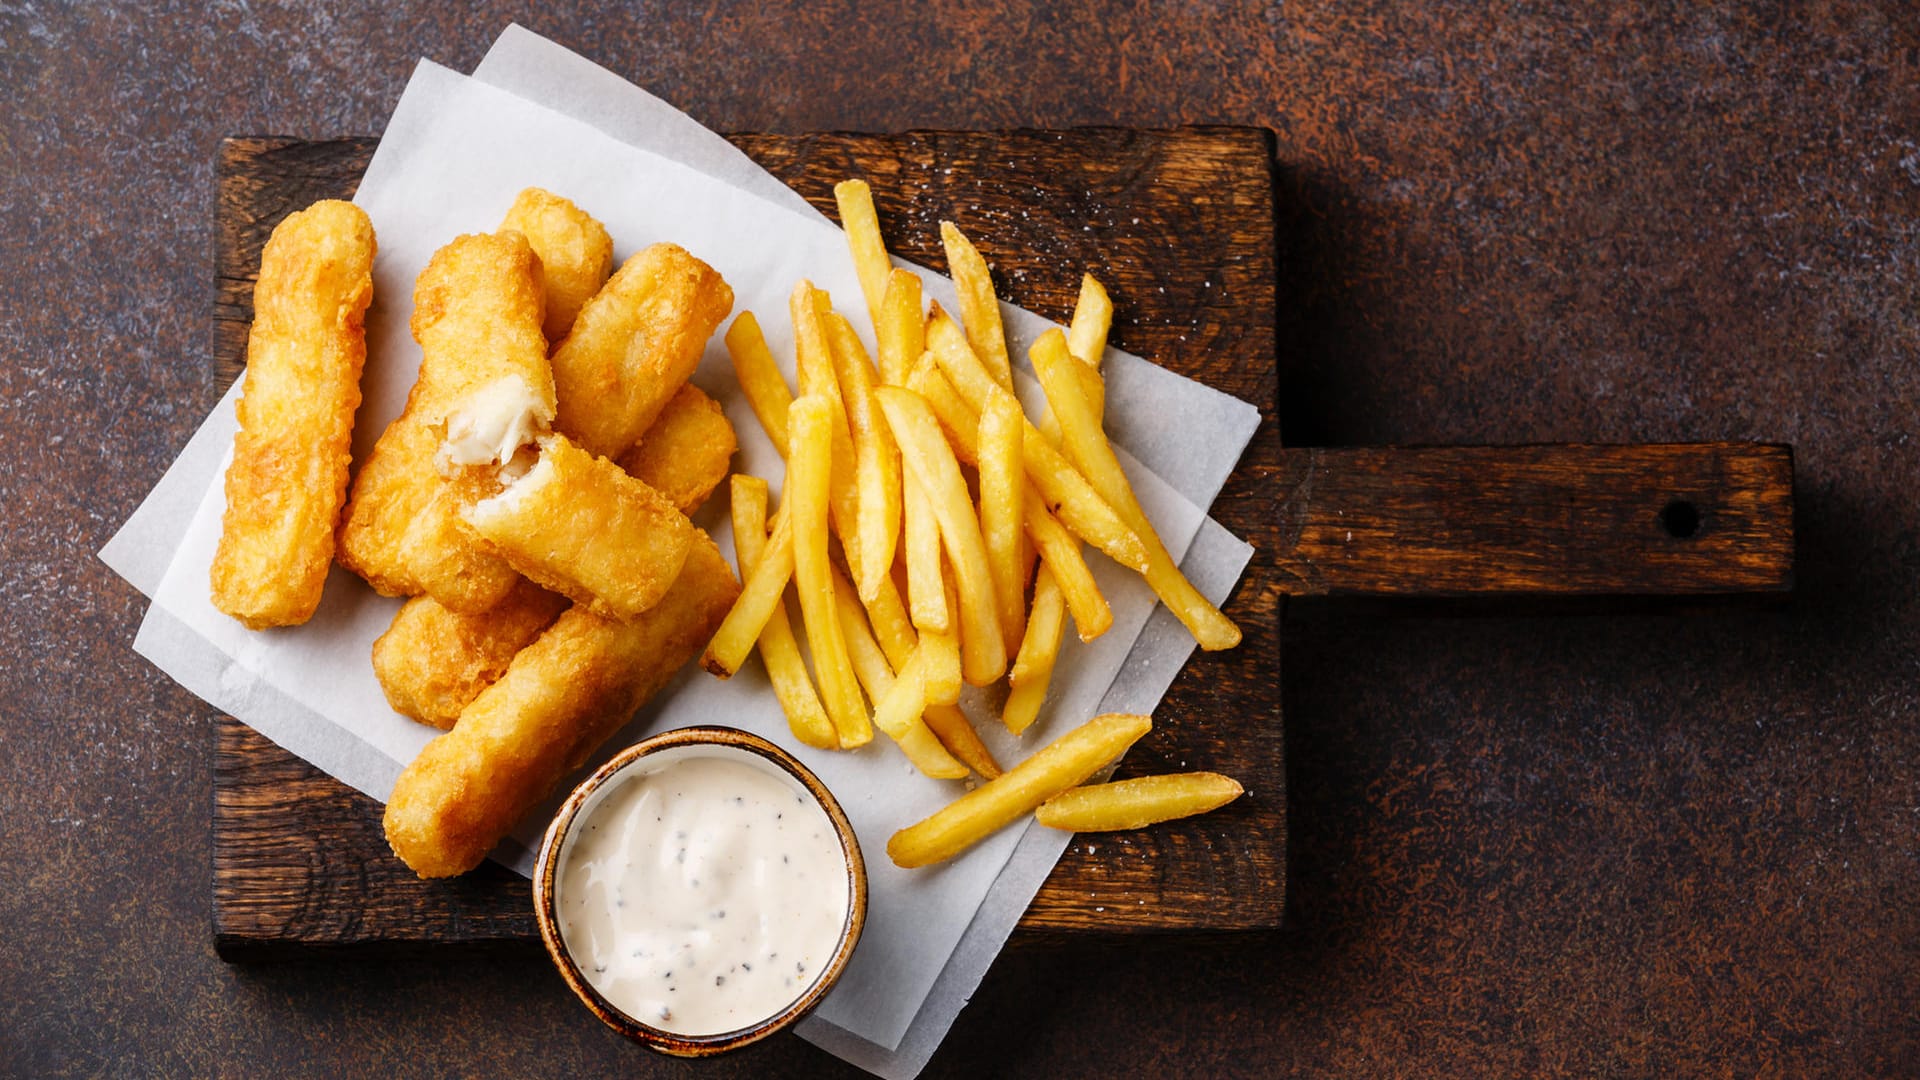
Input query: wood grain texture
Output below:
<box><xmin>1275</xmin><ymin>444</ymin><xmax>1794</xmax><ymax>597</ymax></box>
<box><xmin>211</xmin><ymin>130</ymin><xmax>1285</xmax><ymax>956</ymax></box>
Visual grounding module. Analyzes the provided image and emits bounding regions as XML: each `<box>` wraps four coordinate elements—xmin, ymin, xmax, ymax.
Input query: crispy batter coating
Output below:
<box><xmin>336</xmin><ymin>232</ymin><xmax>553</xmax><ymax>611</ymax></box>
<box><xmin>498</xmin><ymin>188</ymin><xmax>613</xmax><ymax>344</ymax></box>
<box><xmin>551</xmin><ymin>243</ymin><xmax>733</xmax><ymax>459</ymax></box>
<box><xmin>614</xmin><ymin>383</ymin><xmax>736</xmax><ymax>514</ymax></box>
<box><xmin>464</xmin><ymin>434</ymin><xmax>695</xmax><ymax>621</ymax></box>
<box><xmin>383</xmin><ymin>533</ymin><xmax>740</xmax><ymax>877</ymax></box>
<box><xmin>210</xmin><ymin>200</ymin><xmax>375</xmax><ymax>628</ymax></box>
<box><xmin>370</xmin><ymin>579</ymin><xmax>569</xmax><ymax>729</ymax></box>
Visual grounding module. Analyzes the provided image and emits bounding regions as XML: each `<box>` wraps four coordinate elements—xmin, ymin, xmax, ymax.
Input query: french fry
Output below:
<box><xmin>909</xmin><ymin>353</ymin><xmax>1111</xmax><ymax>640</ymax></box>
<box><xmin>903</xmin><ymin>473</ymin><xmax>950</xmax><ymax>632</ymax></box>
<box><xmin>921</xmin><ymin>571</ymin><xmax>963</xmax><ymax>706</ymax></box>
<box><xmin>1021</xmin><ymin>489</ymin><xmax>1110</xmax><ymax>640</ymax></box>
<box><xmin>732</xmin><ymin>475</ymin><xmax>837</xmax><ymax>751</ymax></box>
<box><xmin>831</xmin><ymin>568</ymin><xmax>966</xmax><ymax>779</ymax></box>
<box><xmin>939</xmin><ymin>221</ymin><xmax>1013</xmax><ymax>390</ymax></box>
<box><xmin>862</xmin><ymin>570</ymin><xmax>919</xmax><ymax>673</ymax></box>
<box><xmin>789</xmin><ymin>395</ymin><xmax>872</xmax><ymax>747</ymax></box>
<box><xmin>1002</xmin><ymin>564</ymin><xmax>1065</xmax><ymax>735</ymax></box>
<box><xmin>1039</xmin><ymin>272</ymin><xmax>1112</xmax><ymax>446</ymax></box>
<box><xmin>790</xmin><ymin>282</ymin><xmax>863</xmax><ymax>565</ymax></box>
<box><xmin>924</xmin><ymin>307</ymin><xmax>1148</xmax><ymax>573</ymax></box>
<box><xmin>977</xmin><ymin>389</ymin><xmax>1027</xmax><ymax>649</ymax></box>
<box><xmin>826</xmin><ymin>312</ymin><xmax>903</xmax><ymax>603</ymax></box>
<box><xmin>1029</xmin><ymin>330</ymin><xmax>1241</xmax><ymax>650</ymax></box>
<box><xmin>700</xmin><ymin>508</ymin><xmax>793</xmax><ymax>677</ymax></box>
<box><xmin>1035</xmin><ymin>772</ymin><xmax>1244</xmax><ymax>832</ymax></box>
<box><xmin>923</xmin><ymin>705</ymin><xmax>1003</xmax><ymax>780</ymax></box>
<box><xmin>833</xmin><ymin>179</ymin><xmax>892</xmax><ymax>325</ymax></box>
<box><xmin>887</xmin><ymin>713</ymin><xmax>1153</xmax><ymax>867</ymax></box>
<box><xmin>874</xmin><ymin>387</ymin><xmax>1007</xmax><ymax>686</ymax></box>
<box><xmin>875</xmin><ymin>268</ymin><xmax>924</xmax><ymax>386</ymax></box>
<box><xmin>723</xmin><ymin>311</ymin><xmax>793</xmax><ymax>458</ymax></box>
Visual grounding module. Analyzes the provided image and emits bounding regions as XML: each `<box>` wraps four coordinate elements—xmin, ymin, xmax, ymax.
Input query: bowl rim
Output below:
<box><xmin>532</xmin><ymin>725</ymin><xmax>868</xmax><ymax>1056</ymax></box>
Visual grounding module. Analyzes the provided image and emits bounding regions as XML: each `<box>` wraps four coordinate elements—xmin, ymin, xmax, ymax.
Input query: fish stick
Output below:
<box><xmin>614</xmin><ymin>383</ymin><xmax>736</xmax><ymax>514</ymax></box>
<box><xmin>464</xmin><ymin>434</ymin><xmax>694</xmax><ymax>621</ymax></box>
<box><xmin>371</xmin><ymin>580</ymin><xmax>569</xmax><ymax>729</ymax></box>
<box><xmin>552</xmin><ymin>243</ymin><xmax>733</xmax><ymax>460</ymax></box>
<box><xmin>384</xmin><ymin>533</ymin><xmax>740</xmax><ymax>878</ymax></box>
<box><xmin>368</xmin><ymin>393</ymin><xmax>733</xmax><ymax>727</ymax></box>
<box><xmin>498</xmin><ymin>188</ymin><xmax>613</xmax><ymax>343</ymax></box>
<box><xmin>336</xmin><ymin>232</ymin><xmax>553</xmax><ymax>611</ymax></box>
<box><xmin>210</xmin><ymin>200</ymin><xmax>374</xmax><ymax>628</ymax></box>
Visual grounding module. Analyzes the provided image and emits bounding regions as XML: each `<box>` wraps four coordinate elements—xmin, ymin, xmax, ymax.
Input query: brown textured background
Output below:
<box><xmin>4</xmin><ymin>2</ymin><xmax>1916</xmax><ymax>1077</ymax></box>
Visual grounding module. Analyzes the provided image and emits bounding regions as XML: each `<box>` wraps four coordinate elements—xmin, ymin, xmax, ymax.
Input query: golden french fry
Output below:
<box><xmin>789</xmin><ymin>282</ymin><xmax>863</xmax><ymax>564</ymax></box>
<box><xmin>874</xmin><ymin>387</ymin><xmax>1007</xmax><ymax>686</ymax></box>
<box><xmin>723</xmin><ymin>311</ymin><xmax>793</xmax><ymax>458</ymax></box>
<box><xmin>498</xmin><ymin>187</ymin><xmax>613</xmax><ymax>344</ymax></box>
<box><xmin>1039</xmin><ymin>272</ymin><xmax>1112</xmax><ymax>446</ymax></box>
<box><xmin>372</xmin><ymin>579</ymin><xmax>568</xmax><ymax>730</ymax></box>
<box><xmin>700</xmin><ymin>508</ymin><xmax>792</xmax><ymax>677</ymax></box>
<box><xmin>464</xmin><ymin>435</ymin><xmax>693</xmax><ymax>622</ymax></box>
<box><xmin>384</xmin><ymin>533</ymin><xmax>739</xmax><ymax>878</ymax></box>
<box><xmin>921</xmin><ymin>572</ymin><xmax>963</xmax><ymax>705</ymax></box>
<box><xmin>831</xmin><ymin>569</ymin><xmax>964</xmax><ymax>778</ymax></box>
<box><xmin>551</xmin><ymin>243</ymin><xmax>733</xmax><ymax>460</ymax></box>
<box><xmin>615</xmin><ymin>383</ymin><xmax>736</xmax><ymax>515</ymax></box>
<box><xmin>977</xmin><ymin>388</ymin><xmax>1027</xmax><ymax>649</ymax></box>
<box><xmin>923</xmin><ymin>705</ymin><xmax>1003</xmax><ymax>780</ymax></box>
<box><xmin>924</xmin><ymin>307</ymin><xmax>1148</xmax><ymax>573</ymax></box>
<box><xmin>789</xmin><ymin>395</ymin><xmax>872</xmax><ymax>747</ymax></box>
<box><xmin>1030</xmin><ymin>330</ymin><xmax>1241</xmax><ymax>650</ymax></box>
<box><xmin>875</xmin><ymin>268</ymin><xmax>924</xmax><ymax>386</ymax></box>
<box><xmin>212</xmin><ymin>200</ymin><xmax>374</xmax><ymax>629</ymax></box>
<box><xmin>861</xmin><ymin>569</ymin><xmax>919</xmax><ymax>673</ymax></box>
<box><xmin>902</xmin><ymin>470</ymin><xmax>949</xmax><ymax>633</ymax></box>
<box><xmin>1003</xmin><ymin>565</ymin><xmax>1066</xmax><ymax>735</ymax></box>
<box><xmin>1022</xmin><ymin>489</ymin><xmax>1111</xmax><ymax>641</ymax></box>
<box><xmin>732</xmin><ymin>475</ymin><xmax>836</xmax><ymax>751</ymax></box>
<box><xmin>887</xmin><ymin>713</ymin><xmax>1153</xmax><ymax>867</ymax></box>
<box><xmin>939</xmin><ymin>221</ymin><xmax>1013</xmax><ymax>390</ymax></box>
<box><xmin>826</xmin><ymin>313</ymin><xmax>903</xmax><ymax>603</ymax></box>
<box><xmin>1035</xmin><ymin>772</ymin><xmax>1244</xmax><ymax>832</ymax></box>
<box><xmin>833</xmin><ymin>179</ymin><xmax>892</xmax><ymax>324</ymax></box>
<box><xmin>906</xmin><ymin>357</ymin><xmax>979</xmax><ymax>463</ymax></box>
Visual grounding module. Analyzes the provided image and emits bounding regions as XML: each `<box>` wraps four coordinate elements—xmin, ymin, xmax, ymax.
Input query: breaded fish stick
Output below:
<box><xmin>384</xmin><ymin>533</ymin><xmax>740</xmax><ymax>877</ymax></box>
<box><xmin>210</xmin><ymin>200</ymin><xmax>374</xmax><ymax>628</ymax></box>
<box><xmin>498</xmin><ymin>188</ymin><xmax>613</xmax><ymax>344</ymax></box>
<box><xmin>552</xmin><ymin>243</ymin><xmax>733</xmax><ymax>460</ymax></box>
<box><xmin>370</xmin><ymin>393</ymin><xmax>733</xmax><ymax>728</ymax></box>
<box><xmin>336</xmin><ymin>232</ymin><xmax>553</xmax><ymax>612</ymax></box>
<box><xmin>464</xmin><ymin>434</ymin><xmax>694</xmax><ymax>621</ymax></box>
<box><xmin>370</xmin><ymin>580</ymin><xmax>569</xmax><ymax>729</ymax></box>
<box><xmin>614</xmin><ymin>383</ymin><xmax>736</xmax><ymax>514</ymax></box>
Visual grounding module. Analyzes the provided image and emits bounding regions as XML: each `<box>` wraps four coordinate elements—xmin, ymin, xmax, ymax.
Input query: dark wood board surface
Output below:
<box><xmin>212</xmin><ymin>130</ymin><xmax>1286</xmax><ymax>954</ymax></box>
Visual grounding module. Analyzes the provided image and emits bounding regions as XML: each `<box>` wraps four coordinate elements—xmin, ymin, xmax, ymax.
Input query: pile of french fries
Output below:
<box><xmin>704</xmin><ymin>180</ymin><xmax>1246</xmax><ymax>866</ymax></box>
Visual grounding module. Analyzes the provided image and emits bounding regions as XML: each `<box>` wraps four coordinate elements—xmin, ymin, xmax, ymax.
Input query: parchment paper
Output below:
<box><xmin>101</xmin><ymin>34</ymin><xmax>1261</xmax><ymax>1078</ymax></box>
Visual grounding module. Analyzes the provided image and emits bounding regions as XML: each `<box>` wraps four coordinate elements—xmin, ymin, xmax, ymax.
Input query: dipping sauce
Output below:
<box><xmin>555</xmin><ymin>751</ymin><xmax>853</xmax><ymax>1036</ymax></box>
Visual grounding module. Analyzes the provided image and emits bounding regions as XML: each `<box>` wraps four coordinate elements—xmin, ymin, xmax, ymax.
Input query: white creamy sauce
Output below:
<box><xmin>557</xmin><ymin>753</ymin><xmax>851</xmax><ymax>1036</ymax></box>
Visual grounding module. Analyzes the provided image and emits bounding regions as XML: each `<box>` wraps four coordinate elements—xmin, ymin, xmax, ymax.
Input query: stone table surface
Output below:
<box><xmin>4</xmin><ymin>3</ymin><xmax>1916</xmax><ymax>1076</ymax></box>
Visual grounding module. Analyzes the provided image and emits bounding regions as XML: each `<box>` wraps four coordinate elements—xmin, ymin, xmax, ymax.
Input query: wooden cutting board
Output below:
<box><xmin>208</xmin><ymin>130</ymin><xmax>1790</xmax><ymax>958</ymax></box>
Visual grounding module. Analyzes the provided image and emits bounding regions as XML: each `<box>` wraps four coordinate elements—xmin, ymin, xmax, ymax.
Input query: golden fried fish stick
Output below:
<box><xmin>337</xmin><ymin>232</ymin><xmax>552</xmax><ymax>611</ymax></box>
<box><xmin>371</xmin><ymin>580</ymin><xmax>569</xmax><ymax>729</ymax></box>
<box><xmin>210</xmin><ymin>200</ymin><xmax>374</xmax><ymax>628</ymax></box>
<box><xmin>384</xmin><ymin>533</ymin><xmax>740</xmax><ymax>878</ymax></box>
<box><xmin>464</xmin><ymin>434</ymin><xmax>695</xmax><ymax>621</ymax></box>
<box><xmin>614</xmin><ymin>383</ymin><xmax>737</xmax><ymax>514</ymax></box>
<box><xmin>552</xmin><ymin>243</ymin><xmax>734</xmax><ymax>460</ymax></box>
<box><xmin>498</xmin><ymin>188</ymin><xmax>612</xmax><ymax>343</ymax></box>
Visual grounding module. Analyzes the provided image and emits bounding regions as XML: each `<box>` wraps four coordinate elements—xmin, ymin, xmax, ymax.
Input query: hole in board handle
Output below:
<box><xmin>1660</xmin><ymin>500</ymin><xmax>1700</xmax><ymax>539</ymax></box>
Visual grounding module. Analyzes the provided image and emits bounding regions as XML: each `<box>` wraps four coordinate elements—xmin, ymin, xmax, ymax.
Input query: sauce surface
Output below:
<box><xmin>556</xmin><ymin>752</ymin><xmax>850</xmax><ymax>1036</ymax></box>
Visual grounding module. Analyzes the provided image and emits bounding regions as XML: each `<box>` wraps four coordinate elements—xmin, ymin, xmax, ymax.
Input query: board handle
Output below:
<box><xmin>1273</xmin><ymin>443</ymin><xmax>1794</xmax><ymax>597</ymax></box>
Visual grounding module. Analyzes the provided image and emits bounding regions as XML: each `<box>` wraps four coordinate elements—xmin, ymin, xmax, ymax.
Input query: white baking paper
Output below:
<box><xmin>100</xmin><ymin>35</ymin><xmax>1262</xmax><ymax>1078</ymax></box>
